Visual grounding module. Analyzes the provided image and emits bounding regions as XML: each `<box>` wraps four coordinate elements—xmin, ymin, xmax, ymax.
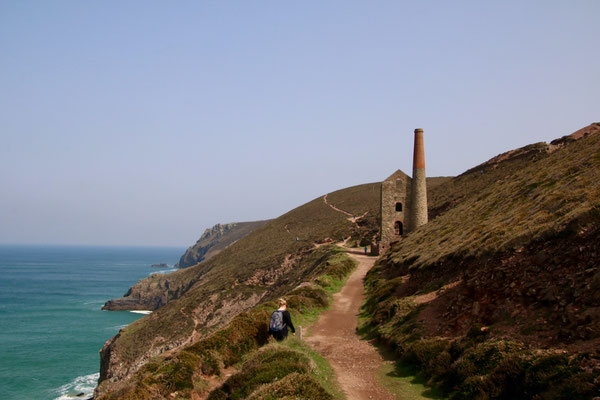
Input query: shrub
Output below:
<box><xmin>287</xmin><ymin>286</ymin><xmax>329</xmax><ymax>310</ymax></box>
<box><xmin>454</xmin><ymin>375</ymin><xmax>490</xmax><ymax>400</ymax></box>
<box><xmin>247</xmin><ymin>372</ymin><xmax>333</xmax><ymax>400</ymax></box>
<box><xmin>208</xmin><ymin>347</ymin><xmax>313</xmax><ymax>400</ymax></box>
<box><xmin>402</xmin><ymin>338</ymin><xmax>449</xmax><ymax>371</ymax></box>
<box><xmin>101</xmin><ymin>247</ymin><xmax>358</xmax><ymax>399</ymax></box>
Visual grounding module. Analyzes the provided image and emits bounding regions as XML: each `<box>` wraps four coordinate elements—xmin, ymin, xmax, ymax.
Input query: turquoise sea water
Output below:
<box><xmin>0</xmin><ymin>245</ymin><xmax>185</xmax><ymax>400</ymax></box>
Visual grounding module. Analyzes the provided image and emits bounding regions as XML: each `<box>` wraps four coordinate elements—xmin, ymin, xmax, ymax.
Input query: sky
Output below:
<box><xmin>1</xmin><ymin>1</ymin><xmax>599</xmax><ymax>246</ymax></box>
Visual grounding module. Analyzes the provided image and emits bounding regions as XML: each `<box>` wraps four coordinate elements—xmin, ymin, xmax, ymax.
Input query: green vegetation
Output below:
<box><xmin>326</xmin><ymin>182</ymin><xmax>380</xmax><ymax>220</ymax></box>
<box><xmin>97</xmin><ymin>182</ymin><xmax>377</xmax><ymax>394</ymax></box>
<box><xmin>362</xmin><ymin>298</ymin><xmax>597</xmax><ymax>400</ymax></box>
<box><xmin>281</xmin><ymin>338</ymin><xmax>345</xmax><ymax>399</ymax></box>
<box><xmin>388</xmin><ymin>132</ymin><xmax>600</xmax><ymax>270</ymax></box>
<box><xmin>208</xmin><ymin>344</ymin><xmax>335</xmax><ymax>400</ymax></box>
<box><xmin>100</xmin><ymin>124</ymin><xmax>600</xmax><ymax>399</ymax></box>
<box><xmin>378</xmin><ymin>360</ymin><xmax>446</xmax><ymax>400</ymax></box>
<box><xmin>362</xmin><ymin>131</ymin><xmax>600</xmax><ymax>399</ymax></box>
<box><xmin>402</xmin><ymin>337</ymin><xmax>594</xmax><ymax>400</ymax></box>
<box><xmin>99</xmin><ymin>246</ymin><xmax>356</xmax><ymax>399</ymax></box>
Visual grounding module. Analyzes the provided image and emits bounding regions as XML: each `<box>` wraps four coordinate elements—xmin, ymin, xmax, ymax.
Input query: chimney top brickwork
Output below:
<box><xmin>409</xmin><ymin>128</ymin><xmax>428</xmax><ymax>231</ymax></box>
<box><xmin>378</xmin><ymin>128</ymin><xmax>428</xmax><ymax>253</ymax></box>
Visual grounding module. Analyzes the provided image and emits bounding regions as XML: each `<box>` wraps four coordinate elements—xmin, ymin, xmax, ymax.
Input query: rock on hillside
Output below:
<box><xmin>176</xmin><ymin>221</ymin><xmax>269</xmax><ymax>268</ymax></box>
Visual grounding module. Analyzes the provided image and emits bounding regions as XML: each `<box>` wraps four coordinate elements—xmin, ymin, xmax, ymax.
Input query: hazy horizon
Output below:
<box><xmin>2</xmin><ymin>1</ymin><xmax>599</xmax><ymax>246</ymax></box>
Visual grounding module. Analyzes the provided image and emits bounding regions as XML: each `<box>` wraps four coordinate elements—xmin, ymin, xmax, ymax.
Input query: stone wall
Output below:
<box><xmin>379</xmin><ymin>170</ymin><xmax>412</xmax><ymax>254</ymax></box>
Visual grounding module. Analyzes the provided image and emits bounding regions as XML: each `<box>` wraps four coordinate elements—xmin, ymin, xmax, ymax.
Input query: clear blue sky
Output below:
<box><xmin>1</xmin><ymin>1</ymin><xmax>598</xmax><ymax>246</ymax></box>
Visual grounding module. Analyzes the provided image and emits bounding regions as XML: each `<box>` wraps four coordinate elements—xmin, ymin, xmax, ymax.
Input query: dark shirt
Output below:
<box><xmin>271</xmin><ymin>309</ymin><xmax>295</xmax><ymax>341</ymax></box>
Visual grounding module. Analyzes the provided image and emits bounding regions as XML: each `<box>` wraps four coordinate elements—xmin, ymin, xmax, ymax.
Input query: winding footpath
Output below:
<box><xmin>306</xmin><ymin>247</ymin><xmax>395</xmax><ymax>400</ymax></box>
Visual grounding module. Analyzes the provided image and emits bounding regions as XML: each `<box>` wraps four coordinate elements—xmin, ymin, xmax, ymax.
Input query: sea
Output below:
<box><xmin>0</xmin><ymin>245</ymin><xmax>185</xmax><ymax>400</ymax></box>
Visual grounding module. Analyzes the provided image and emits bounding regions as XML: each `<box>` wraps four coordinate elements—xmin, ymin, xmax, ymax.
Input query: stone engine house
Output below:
<box><xmin>379</xmin><ymin>128</ymin><xmax>428</xmax><ymax>254</ymax></box>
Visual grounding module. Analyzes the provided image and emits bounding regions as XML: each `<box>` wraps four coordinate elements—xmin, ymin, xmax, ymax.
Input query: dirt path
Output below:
<box><xmin>323</xmin><ymin>194</ymin><xmax>369</xmax><ymax>224</ymax></box>
<box><xmin>306</xmin><ymin>249</ymin><xmax>395</xmax><ymax>400</ymax></box>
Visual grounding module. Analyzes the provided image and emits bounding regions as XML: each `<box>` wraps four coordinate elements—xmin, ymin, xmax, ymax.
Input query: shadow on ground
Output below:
<box><xmin>357</xmin><ymin>310</ymin><xmax>447</xmax><ymax>399</ymax></box>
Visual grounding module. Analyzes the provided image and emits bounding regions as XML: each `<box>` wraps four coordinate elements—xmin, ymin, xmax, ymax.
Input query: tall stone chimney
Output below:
<box><xmin>409</xmin><ymin>128</ymin><xmax>428</xmax><ymax>231</ymax></box>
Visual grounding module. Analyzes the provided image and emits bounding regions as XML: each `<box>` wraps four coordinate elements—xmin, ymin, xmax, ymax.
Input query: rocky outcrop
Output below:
<box><xmin>102</xmin><ymin>220</ymin><xmax>269</xmax><ymax>311</ymax></box>
<box><xmin>101</xmin><ymin>271</ymin><xmax>194</xmax><ymax>311</ymax></box>
<box><xmin>459</xmin><ymin>122</ymin><xmax>599</xmax><ymax>178</ymax></box>
<box><xmin>176</xmin><ymin>221</ymin><xmax>269</xmax><ymax>268</ymax></box>
<box><xmin>550</xmin><ymin>121</ymin><xmax>600</xmax><ymax>147</ymax></box>
<box><xmin>102</xmin><ymin>275</ymin><xmax>169</xmax><ymax>311</ymax></box>
<box><xmin>459</xmin><ymin>142</ymin><xmax>550</xmax><ymax>177</ymax></box>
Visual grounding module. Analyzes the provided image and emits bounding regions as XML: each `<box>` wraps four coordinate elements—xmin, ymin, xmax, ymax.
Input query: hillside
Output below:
<box><xmin>102</xmin><ymin>221</ymin><xmax>269</xmax><ymax>311</ymax></box>
<box><xmin>176</xmin><ymin>221</ymin><xmax>269</xmax><ymax>268</ymax></box>
<box><xmin>96</xmin><ymin>177</ymin><xmax>450</xmax><ymax>398</ymax></box>
<box><xmin>363</xmin><ymin>123</ymin><xmax>600</xmax><ymax>398</ymax></box>
<box><xmin>102</xmin><ymin>178</ymin><xmax>447</xmax><ymax>312</ymax></box>
<box><xmin>96</xmin><ymin>183</ymin><xmax>380</xmax><ymax>397</ymax></box>
<box><xmin>95</xmin><ymin>123</ymin><xmax>600</xmax><ymax>399</ymax></box>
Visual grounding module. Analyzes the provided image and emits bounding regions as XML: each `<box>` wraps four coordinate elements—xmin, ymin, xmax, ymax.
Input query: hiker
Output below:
<box><xmin>364</xmin><ymin>246</ymin><xmax>368</xmax><ymax>254</ymax></box>
<box><xmin>268</xmin><ymin>298</ymin><xmax>295</xmax><ymax>341</ymax></box>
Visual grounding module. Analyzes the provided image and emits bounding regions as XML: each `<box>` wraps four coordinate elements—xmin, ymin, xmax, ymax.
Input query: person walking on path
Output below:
<box><xmin>269</xmin><ymin>298</ymin><xmax>295</xmax><ymax>341</ymax></box>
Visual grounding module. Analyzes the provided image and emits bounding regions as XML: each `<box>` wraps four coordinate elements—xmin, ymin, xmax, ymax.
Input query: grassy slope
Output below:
<box><xmin>363</xmin><ymin>128</ymin><xmax>600</xmax><ymax>399</ymax></box>
<box><xmin>325</xmin><ymin>179</ymin><xmax>452</xmax><ymax>247</ymax></box>
<box><xmin>95</xmin><ymin>124</ymin><xmax>600</xmax><ymax>398</ymax></box>
<box><xmin>96</xmin><ymin>184</ymin><xmax>377</xmax><ymax>396</ymax></box>
<box><xmin>98</xmin><ymin>246</ymin><xmax>357</xmax><ymax>400</ymax></box>
<box><xmin>388</xmin><ymin>134</ymin><xmax>599</xmax><ymax>269</ymax></box>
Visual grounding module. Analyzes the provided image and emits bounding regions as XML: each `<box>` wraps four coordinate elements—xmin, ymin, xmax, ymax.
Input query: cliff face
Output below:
<box><xmin>101</xmin><ymin>271</ymin><xmax>193</xmax><ymax>311</ymax></box>
<box><xmin>101</xmin><ymin>221</ymin><xmax>269</xmax><ymax>311</ymax></box>
<box><xmin>176</xmin><ymin>221</ymin><xmax>269</xmax><ymax>268</ymax></box>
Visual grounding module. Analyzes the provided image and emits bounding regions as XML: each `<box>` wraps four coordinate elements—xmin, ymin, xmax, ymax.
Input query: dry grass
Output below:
<box><xmin>97</xmin><ymin>247</ymin><xmax>357</xmax><ymax>399</ymax></box>
<box><xmin>98</xmin><ymin>187</ymin><xmax>371</xmax><ymax>381</ymax></box>
<box><xmin>362</xmin><ymin>130</ymin><xmax>600</xmax><ymax>399</ymax></box>
<box><xmin>385</xmin><ymin>133</ymin><xmax>600</xmax><ymax>270</ymax></box>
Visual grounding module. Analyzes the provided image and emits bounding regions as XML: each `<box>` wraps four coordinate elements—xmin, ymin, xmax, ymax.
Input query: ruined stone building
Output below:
<box><xmin>378</xmin><ymin>129</ymin><xmax>428</xmax><ymax>254</ymax></box>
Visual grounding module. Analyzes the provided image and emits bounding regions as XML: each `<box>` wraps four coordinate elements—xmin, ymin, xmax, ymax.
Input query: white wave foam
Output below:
<box><xmin>148</xmin><ymin>269</ymin><xmax>172</xmax><ymax>275</ymax></box>
<box><xmin>130</xmin><ymin>310</ymin><xmax>152</xmax><ymax>315</ymax></box>
<box><xmin>53</xmin><ymin>373</ymin><xmax>98</xmax><ymax>400</ymax></box>
<box><xmin>106</xmin><ymin>324</ymin><xmax>129</xmax><ymax>331</ymax></box>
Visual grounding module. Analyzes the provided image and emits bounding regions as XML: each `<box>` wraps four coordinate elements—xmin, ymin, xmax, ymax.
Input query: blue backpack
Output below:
<box><xmin>269</xmin><ymin>310</ymin><xmax>285</xmax><ymax>332</ymax></box>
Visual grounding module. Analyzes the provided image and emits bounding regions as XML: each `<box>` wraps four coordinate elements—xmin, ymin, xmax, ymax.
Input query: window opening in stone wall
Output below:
<box><xmin>394</xmin><ymin>221</ymin><xmax>403</xmax><ymax>236</ymax></box>
<box><xmin>395</xmin><ymin>202</ymin><xmax>403</xmax><ymax>212</ymax></box>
